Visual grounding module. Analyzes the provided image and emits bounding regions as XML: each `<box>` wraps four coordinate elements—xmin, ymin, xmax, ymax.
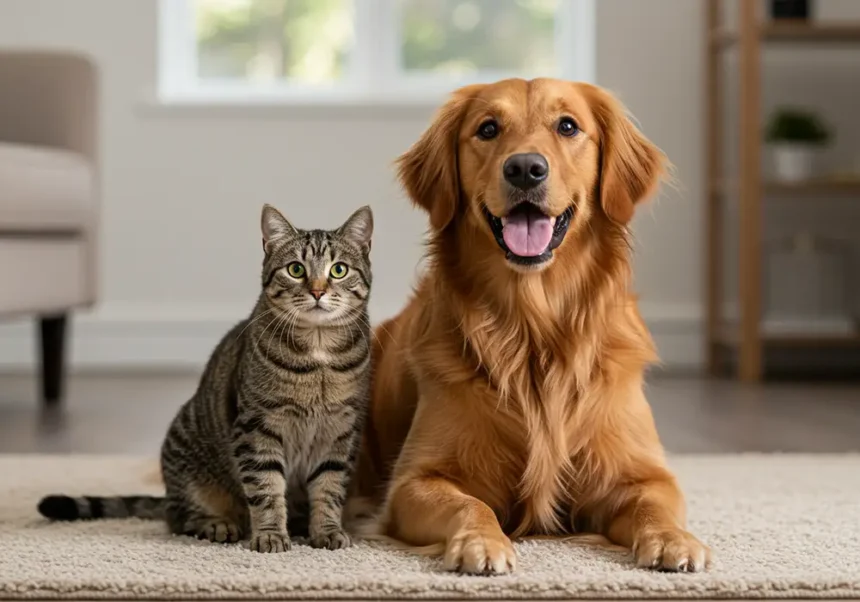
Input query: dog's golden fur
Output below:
<box><xmin>353</xmin><ymin>78</ymin><xmax>710</xmax><ymax>574</ymax></box>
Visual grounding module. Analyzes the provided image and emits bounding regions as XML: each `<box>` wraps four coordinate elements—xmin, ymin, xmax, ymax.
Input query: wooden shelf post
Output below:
<box><xmin>738</xmin><ymin>0</ymin><xmax>763</xmax><ymax>382</ymax></box>
<box><xmin>705</xmin><ymin>0</ymin><xmax>723</xmax><ymax>376</ymax></box>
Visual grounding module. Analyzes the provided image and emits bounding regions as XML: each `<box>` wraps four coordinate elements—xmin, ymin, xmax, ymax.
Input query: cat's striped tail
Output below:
<box><xmin>37</xmin><ymin>494</ymin><xmax>165</xmax><ymax>521</ymax></box>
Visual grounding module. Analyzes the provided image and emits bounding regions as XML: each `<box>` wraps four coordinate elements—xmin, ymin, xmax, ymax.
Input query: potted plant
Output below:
<box><xmin>765</xmin><ymin>107</ymin><xmax>830</xmax><ymax>182</ymax></box>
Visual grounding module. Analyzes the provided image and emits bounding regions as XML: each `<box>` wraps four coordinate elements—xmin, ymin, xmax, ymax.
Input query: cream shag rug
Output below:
<box><xmin>1</xmin><ymin>454</ymin><xmax>859</xmax><ymax>600</ymax></box>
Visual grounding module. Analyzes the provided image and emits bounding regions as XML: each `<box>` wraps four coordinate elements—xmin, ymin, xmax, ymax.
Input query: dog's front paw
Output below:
<box><xmin>310</xmin><ymin>528</ymin><xmax>352</xmax><ymax>550</ymax></box>
<box><xmin>444</xmin><ymin>528</ymin><xmax>516</xmax><ymax>575</ymax></box>
<box><xmin>249</xmin><ymin>530</ymin><xmax>291</xmax><ymax>553</ymax></box>
<box><xmin>634</xmin><ymin>528</ymin><xmax>711</xmax><ymax>572</ymax></box>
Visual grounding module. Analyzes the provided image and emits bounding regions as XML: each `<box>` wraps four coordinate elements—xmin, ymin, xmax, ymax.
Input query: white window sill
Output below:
<box><xmin>136</xmin><ymin>89</ymin><xmax>446</xmax><ymax>120</ymax></box>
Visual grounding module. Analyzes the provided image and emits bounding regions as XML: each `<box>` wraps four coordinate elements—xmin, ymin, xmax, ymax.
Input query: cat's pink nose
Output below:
<box><xmin>310</xmin><ymin>290</ymin><xmax>326</xmax><ymax>301</ymax></box>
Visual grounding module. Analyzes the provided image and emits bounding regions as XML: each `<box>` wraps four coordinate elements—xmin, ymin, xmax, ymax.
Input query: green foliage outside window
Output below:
<box><xmin>194</xmin><ymin>0</ymin><xmax>559</xmax><ymax>84</ymax></box>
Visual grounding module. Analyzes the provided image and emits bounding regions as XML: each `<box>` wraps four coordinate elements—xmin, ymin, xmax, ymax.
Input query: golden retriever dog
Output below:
<box><xmin>353</xmin><ymin>78</ymin><xmax>710</xmax><ymax>576</ymax></box>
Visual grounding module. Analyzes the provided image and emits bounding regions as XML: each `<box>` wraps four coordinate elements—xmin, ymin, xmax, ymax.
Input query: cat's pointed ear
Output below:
<box><xmin>338</xmin><ymin>205</ymin><xmax>373</xmax><ymax>253</ymax></box>
<box><xmin>261</xmin><ymin>204</ymin><xmax>296</xmax><ymax>252</ymax></box>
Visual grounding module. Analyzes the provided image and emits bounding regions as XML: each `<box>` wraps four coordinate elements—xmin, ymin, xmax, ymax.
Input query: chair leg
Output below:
<box><xmin>39</xmin><ymin>314</ymin><xmax>68</xmax><ymax>408</ymax></box>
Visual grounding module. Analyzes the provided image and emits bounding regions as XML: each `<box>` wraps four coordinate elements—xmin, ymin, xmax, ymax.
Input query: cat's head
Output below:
<box><xmin>260</xmin><ymin>204</ymin><xmax>373</xmax><ymax>326</ymax></box>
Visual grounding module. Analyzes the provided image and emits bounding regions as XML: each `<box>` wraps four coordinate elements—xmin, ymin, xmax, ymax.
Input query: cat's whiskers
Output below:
<box><xmin>274</xmin><ymin>307</ymin><xmax>295</xmax><ymax>358</ymax></box>
<box><xmin>339</xmin><ymin>304</ymin><xmax>385</xmax><ymax>345</ymax></box>
<box><xmin>266</xmin><ymin>313</ymin><xmax>285</xmax><ymax>363</ymax></box>
<box><xmin>251</xmin><ymin>309</ymin><xmax>281</xmax><ymax>356</ymax></box>
<box><xmin>234</xmin><ymin>306</ymin><xmax>276</xmax><ymax>342</ymax></box>
<box><xmin>261</xmin><ymin>312</ymin><xmax>295</xmax><ymax>401</ymax></box>
<box><xmin>339</xmin><ymin>300</ymin><xmax>393</xmax><ymax>344</ymax></box>
<box><xmin>256</xmin><ymin>309</ymin><xmax>292</xmax><ymax>400</ymax></box>
<box><xmin>332</xmin><ymin>308</ymin><xmax>359</xmax><ymax>351</ymax></box>
<box><xmin>285</xmin><ymin>306</ymin><xmax>303</xmax><ymax>349</ymax></box>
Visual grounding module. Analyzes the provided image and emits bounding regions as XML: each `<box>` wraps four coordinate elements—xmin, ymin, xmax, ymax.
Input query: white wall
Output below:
<box><xmin>595</xmin><ymin>0</ymin><xmax>706</xmax><ymax>363</ymax></box>
<box><xmin>3</xmin><ymin>0</ymin><xmax>852</xmax><ymax>372</ymax></box>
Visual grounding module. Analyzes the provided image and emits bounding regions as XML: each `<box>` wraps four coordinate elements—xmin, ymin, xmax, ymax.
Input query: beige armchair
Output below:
<box><xmin>0</xmin><ymin>50</ymin><xmax>100</xmax><ymax>408</ymax></box>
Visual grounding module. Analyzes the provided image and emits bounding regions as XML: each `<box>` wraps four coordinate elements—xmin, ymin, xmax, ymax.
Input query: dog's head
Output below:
<box><xmin>397</xmin><ymin>78</ymin><xmax>667</xmax><ymax>272</ymax></box>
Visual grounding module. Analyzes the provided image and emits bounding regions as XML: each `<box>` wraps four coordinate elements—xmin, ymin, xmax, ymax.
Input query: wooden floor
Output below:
<box><xmin>0</xmin><ymin>372</ymin><xmax>859</xmax><ymax>454</ymax></box>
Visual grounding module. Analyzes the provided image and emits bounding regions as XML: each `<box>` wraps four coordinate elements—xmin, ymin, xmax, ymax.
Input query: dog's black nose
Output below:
<box><xmin>503</xmin><ymin>153</ymin><xmax>549</xmax><ymax>190</ymax></box>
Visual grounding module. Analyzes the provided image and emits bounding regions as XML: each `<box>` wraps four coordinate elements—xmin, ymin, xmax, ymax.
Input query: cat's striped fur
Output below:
<box><xmin>38</xmin><ymin>204</ymin><xmax>374</xmax><ymax>553</ymax></box>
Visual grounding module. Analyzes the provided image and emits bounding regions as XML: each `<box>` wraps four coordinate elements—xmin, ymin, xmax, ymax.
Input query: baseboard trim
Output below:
<box><xmin>0</xmin><ymin>302</ymin><xmax>704</xmax><ymax>373</ymax></box>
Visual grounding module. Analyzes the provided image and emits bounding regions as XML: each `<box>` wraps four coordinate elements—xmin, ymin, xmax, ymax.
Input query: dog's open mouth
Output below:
<box><xmin>483</xmin><ymin>203</ymin><xmax>574</xmax><ymax>266</ymax></box>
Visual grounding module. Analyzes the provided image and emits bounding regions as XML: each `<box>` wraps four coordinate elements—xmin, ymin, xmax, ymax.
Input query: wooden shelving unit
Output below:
<box><xmin>716</xmin><ymin>326</ymin><xmax>860</xmax><ymax>349</ymax></box>
<box><xmin>713</xmin><ymin>178</ymin><xmax>860</xmax><ymax>197</ymax></box>
<box><xmin>704</xmin><ymin>1</ymin><xmax>860</xmax><ymax>382</ymax></box>
<box><xmin>712</xmin><ymin>22</ymin><xmax>860</xmax><ymax>46</ymax></box>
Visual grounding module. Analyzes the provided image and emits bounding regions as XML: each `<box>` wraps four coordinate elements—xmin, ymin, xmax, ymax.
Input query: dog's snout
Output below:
<box><xmin>503</xmin><ymin>153</ymin><xmax>549</xmax><ymax>190</ymax></box>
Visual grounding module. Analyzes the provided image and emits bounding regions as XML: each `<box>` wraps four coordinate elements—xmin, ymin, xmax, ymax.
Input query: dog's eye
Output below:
<box><xmin>476</xmin><ymin>119</ymin><xmax>500</xmax><ymax>140</ymax></box>
<box><xmin>557</xmin><ymin>117</ymin><xmax>579</xmax><ymax>137</ymax></box>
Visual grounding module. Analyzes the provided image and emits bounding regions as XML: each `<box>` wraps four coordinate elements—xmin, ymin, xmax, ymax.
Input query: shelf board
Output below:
<box><xmin>717</xmin><ymin>328</ymin><xmax>860</xmax><ymax>349</ymax></box>
<box><xmin>712</xmin><ymin>22</ymin><xmax>860</xmax><ymax>47</ymax></box>
<box><xmin>765</xmin><ymin>178</ymin><xmax>860</xmax><ymax>195</ymax></box>
<box><xmin>712</xmin><ymin>178</ymin><xmax>860</xmax><ymax>198</ymax></box>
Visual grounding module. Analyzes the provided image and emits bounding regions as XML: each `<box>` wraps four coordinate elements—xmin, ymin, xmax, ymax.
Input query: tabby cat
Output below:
<box><xmin>38</xmin><ymin>203</ymin><xmax>374</xmax><ymax>553</ymax></box>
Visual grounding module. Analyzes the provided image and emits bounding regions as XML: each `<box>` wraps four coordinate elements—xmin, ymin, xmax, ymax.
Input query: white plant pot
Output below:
<box><xmin>771</xmin><ymin>144</ymin><xmax>817</xmax><ymax>182</ymax></box>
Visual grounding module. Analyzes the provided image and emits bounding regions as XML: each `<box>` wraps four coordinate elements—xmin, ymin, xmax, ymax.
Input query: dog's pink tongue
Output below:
<box><xmin>502</xmin><ymin>211</ymin><xmax>553</xmax><ymax>257</ymax></box>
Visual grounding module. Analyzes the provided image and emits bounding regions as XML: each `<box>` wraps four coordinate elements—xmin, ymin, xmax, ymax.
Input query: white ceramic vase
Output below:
<box><xmin>771</xmin><ymin>143</ymin><xmax>816</xmax><ymax>182</ymax></box>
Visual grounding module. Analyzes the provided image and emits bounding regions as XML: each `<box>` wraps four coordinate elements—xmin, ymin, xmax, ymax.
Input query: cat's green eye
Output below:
<box><xmin>286</xmin><ymin>262</ymin><xmax>306</xmax><ymax>279</ymax></box>
<box><xmin>329</xmin><ymin>262</ymin><xmax>349</xmax><ymax>279</ymax></box>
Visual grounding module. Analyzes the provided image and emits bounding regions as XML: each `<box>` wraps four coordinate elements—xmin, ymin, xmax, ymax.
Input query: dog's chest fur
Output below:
<box><xmin>458</xmin><ymin>307</ymin><xmax>595</xmax><ymax>537</ymax></box>
<box><xmin>403</xmin><ymin>269</ymin><xmax>653</xmax><ymax>539</ymax></box>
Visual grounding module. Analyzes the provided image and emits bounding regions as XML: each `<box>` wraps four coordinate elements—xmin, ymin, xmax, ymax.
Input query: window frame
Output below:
<box><xmin>156</xmin><ymin>0</ymin><xmax>596</xmax><ymax>106</ymax></box>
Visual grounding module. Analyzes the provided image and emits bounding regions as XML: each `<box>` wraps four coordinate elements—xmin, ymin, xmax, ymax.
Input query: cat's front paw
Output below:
<box><xmin>195</xmin><ymin>520</ymin><xmax>242</xmax><ymax>544</ymax></box>
<box><xmin>249</xmin><ymin>530</ymin><xmax>291</xmax><ymax>553</ymax></box>
<box><xmin>310</xmin><ymin>528</ymin><xmax>352</xmax><ymax>550</ymax></box>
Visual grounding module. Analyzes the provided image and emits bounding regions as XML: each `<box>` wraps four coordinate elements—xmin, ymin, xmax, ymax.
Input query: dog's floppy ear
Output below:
<box><xmin>584</xmin><ymin>85</ymin><xmax>668</xmax><ymax>225</ymax></box>
<box><xmin>396</xmin><ymin>84</ymin><xmax>484</xmax><ymax>231</ymax></box>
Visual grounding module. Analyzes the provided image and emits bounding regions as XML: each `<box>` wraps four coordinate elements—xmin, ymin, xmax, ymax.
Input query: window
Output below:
<box><xmin>158</xmin><ymin>0</ymin><xmax>595</xmax><ymax>104</ymax></box>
